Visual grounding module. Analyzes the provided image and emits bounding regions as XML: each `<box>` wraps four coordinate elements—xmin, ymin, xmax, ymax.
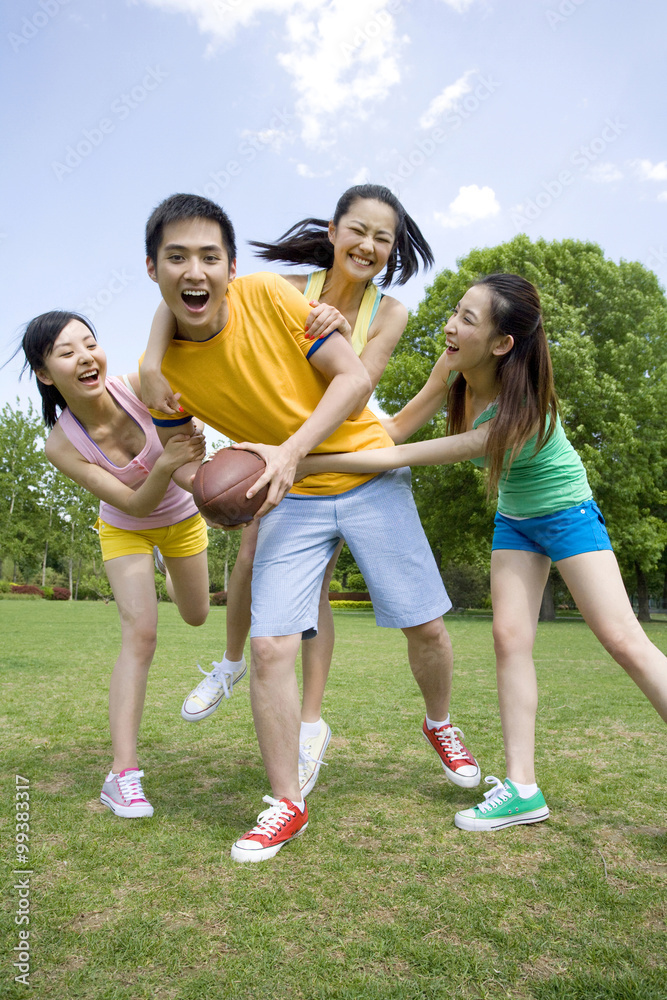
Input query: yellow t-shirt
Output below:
<box><xmin>144</xmin><ymin>272</ymin><xmax>394</xmax><ymax>496</ymax></box>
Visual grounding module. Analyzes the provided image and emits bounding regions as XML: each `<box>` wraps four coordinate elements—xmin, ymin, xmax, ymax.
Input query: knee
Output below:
<box><xmin>404</xmin><ymin>617</ymin><xmax>449</xmax><ymax>647</ymax></box>
<box><xmin>251</xmin><ymin>636</ymin><xmax>283</xmax><ymax>674</ymax></box>
<box><xmin>596</xmin><ymin>624</ymin><xmax>647</xmax><ymax>670</ymax></box>
<box><xmin>121</xmin><ymin>619</ymin><xmax>157</xmax><ymax>660</ymax></box>
<box><xmin>181</xmin><ymin>605</ymin><xmax>209</xmax><ymax>627</ymax></box>
<box><xmin>492</xmin><ymin>620</ymin><xmax>532</xmax><ymax>659</ymax></box>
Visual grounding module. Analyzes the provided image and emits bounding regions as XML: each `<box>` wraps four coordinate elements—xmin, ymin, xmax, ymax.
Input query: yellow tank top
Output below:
<box><xmin>303</xmin><ymin>269</ymin><xmax>382</xmax><ymax>356</ymax></box>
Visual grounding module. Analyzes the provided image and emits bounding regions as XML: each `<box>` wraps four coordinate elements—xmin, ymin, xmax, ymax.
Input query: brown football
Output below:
<box><xmin>192</xmin><ymin>448</ymin><xmax>268</xmax><ymax>526</ymax></box>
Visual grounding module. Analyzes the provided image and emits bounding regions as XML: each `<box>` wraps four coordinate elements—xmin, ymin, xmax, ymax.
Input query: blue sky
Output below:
<box><xmin>2</xmin><ymin>0</ymin><xmax>666</xmax><ymax>415</ymax></box>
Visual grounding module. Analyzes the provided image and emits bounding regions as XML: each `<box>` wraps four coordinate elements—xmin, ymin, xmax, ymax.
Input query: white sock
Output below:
<box><xmin>290</xmin><ymin>797</ymin><xmax>306</xmax><ymax>813</ymax></box>
<box><xmin>510</xmin><ymin>779</ymin><xmax>538</xmax><ymax>798</ymax></box>
<box><xmin>426</xmin><ymin>714</ymin><xmax>450</xmax><ymax>731</ymax></box>
<box><xmin>300</xmin><ymin>719</ymin><xmax>322</xmax><ymax>741</ymax></box>
<box><xmin>222</xmin><ymin>651</ymin><xmax>245</xmax><ymax>666</ymax></box>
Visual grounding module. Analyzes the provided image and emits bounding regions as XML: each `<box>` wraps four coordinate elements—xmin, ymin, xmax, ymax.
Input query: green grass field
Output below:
<box><xmin>1</xmin><ymin>602</ymin><xmax>665</xmax><ymax>999</ymax></box>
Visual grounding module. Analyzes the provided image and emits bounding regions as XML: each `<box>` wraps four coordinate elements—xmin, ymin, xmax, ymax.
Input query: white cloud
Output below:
<box><xmin>587</xmin><ymin>162</ymin><xmax>623</xmax><ymax>183</ymax></box>
<box><xmin>658</xmin><ymin>191</ymin><xmax>667</xmax><ymax>203</ymax></box>
<box><xmin>296</xmin><ymin>162</ymin><xmax>333</xmax><ymax>179</ymax></box>
<box><xmin>350</xmin><ymin>166</ymin><xmax>371</xmax><ymax>184</ymax></box>
<box><xmin>632</xmin><ymin>159</ymin><xmax>667</xmax><ymax>181</ymax></box>
<box><xmin>419</xmin><ymin>69</ymin><xmax>477</xmax><ymax>130</ymax></box>
<box><xmin>436</xmin><ymin>0</ymin><xmax>477</xmax><ymax>10</ymax></box>
<box><xmin>435</xmin><ymin>184</ymin><xmax>500</xmax><ymax>228</ymax></box>
<box><xmin>138</xmin><ymin>0</ymin><xmax>409</xmax><ymax>148</ymax></box>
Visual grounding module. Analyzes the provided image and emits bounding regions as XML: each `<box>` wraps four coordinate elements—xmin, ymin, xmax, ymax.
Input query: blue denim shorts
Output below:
<box><xmin>492</xmin><ymin>499</ymin><xmax>613</xmax><ymax>562</ymax></box>
<box><xmin>250</xmin><ymin>468</ymin><xmax>451</xmax><ymax>638</ymax></box>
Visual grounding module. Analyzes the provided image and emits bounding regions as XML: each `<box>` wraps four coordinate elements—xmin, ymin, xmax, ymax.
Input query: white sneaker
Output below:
<box><xmin>298</xmin><ymin>721</ymin><xmax>331</xmax><ymax>796</ymax></box>
<box><xmin>180</xmin><ymin>655</ymin><xmax>247</xmax><ymax>722</ymax></box>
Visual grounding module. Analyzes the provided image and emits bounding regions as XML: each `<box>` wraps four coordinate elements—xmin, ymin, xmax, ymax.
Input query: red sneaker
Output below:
<box><xmin>231</xmin><ymin>796</ymin><xmax>309</xmax><ymax>863</ymax></box>
<box><xmin>422</xmin><ymin>720</ymin><xmax>481</xmax><ymax>788</ymax></box>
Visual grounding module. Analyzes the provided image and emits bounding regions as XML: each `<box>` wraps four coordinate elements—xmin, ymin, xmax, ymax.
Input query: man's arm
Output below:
<box><xmin>236</xmin><ymin>332</ymin><xmax>371</xmax><ymax>517</ymax></box>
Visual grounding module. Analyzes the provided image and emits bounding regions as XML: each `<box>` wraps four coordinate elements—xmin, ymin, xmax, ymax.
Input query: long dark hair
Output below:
<box><xmin>249</xmin><ymin>184</ymin><xmax>434</xmax><ymax>287</ymax></box>
<box><xmin>446</xmin><ymin>274</ymin><xmax>558</xmax><ymax>495</ymax></box>
<box><xmin>19</xmin><ymin>311</ymin><xmax>98</xmax><ymax>429</ymax></box>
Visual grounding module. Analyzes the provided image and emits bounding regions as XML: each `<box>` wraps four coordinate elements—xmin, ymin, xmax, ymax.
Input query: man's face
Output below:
<box><xmin>146</xmin><ymin>217</ymin><xmax>237</xmax><ymax>339</ymax></box>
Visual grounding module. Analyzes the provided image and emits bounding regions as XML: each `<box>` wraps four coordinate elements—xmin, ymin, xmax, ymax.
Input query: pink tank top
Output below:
<box><xmin>56</xmin><ymin>375</ymin><xmax>198</xmax><ymax>531</ymax></box>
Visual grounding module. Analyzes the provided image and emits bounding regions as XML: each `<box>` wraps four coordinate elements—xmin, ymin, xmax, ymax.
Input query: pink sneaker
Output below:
<box><xmin>422</xmin><ymin>719</ymin><xmax>481</xmax><ymax>788</ymax></box>
<box><xmin>231</xmin><ymin>796</ymin><xmax>308</xmax><ymax>862</ymax></box>
<box><xmin>100</xmin><ymin>768</ymin><xmax>154</xmax><ymax>818</ymax></box>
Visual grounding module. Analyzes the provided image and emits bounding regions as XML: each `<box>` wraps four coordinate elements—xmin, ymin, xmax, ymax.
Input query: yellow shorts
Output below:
<box><xmin>96</xmin><ymin>513</ymin><xmax>208</xmax><ymax>562</ymax></box>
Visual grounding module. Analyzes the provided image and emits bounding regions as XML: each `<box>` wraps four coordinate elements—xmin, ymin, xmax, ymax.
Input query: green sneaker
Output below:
<box><xmin>455</xmin><ymin>776</ymin><xmax>549</xmax><ymax>831</ymax></box>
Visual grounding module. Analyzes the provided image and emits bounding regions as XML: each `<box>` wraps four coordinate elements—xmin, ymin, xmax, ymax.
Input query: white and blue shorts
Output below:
<box><xmin>250</xmin><ymin>468</ymin><xmax>451</xmax><ymax>638</ymax></box>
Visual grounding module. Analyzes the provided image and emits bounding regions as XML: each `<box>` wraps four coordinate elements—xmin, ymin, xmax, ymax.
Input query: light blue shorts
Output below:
<box><xmin>492</xmin><ymin>499</ymin><xmax>613</xmax><ymax>562</ymax></box>
<box><xmin>251</xmin><ymin>468</ymin><xmax>451</xmax><ymax>638</ymax></box>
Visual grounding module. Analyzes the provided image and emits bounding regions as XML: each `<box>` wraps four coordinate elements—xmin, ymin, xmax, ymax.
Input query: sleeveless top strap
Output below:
<box><xmin>302</xmin><ymin>269</ymin><xmax>383</xmax><ymax>357</ymax></box>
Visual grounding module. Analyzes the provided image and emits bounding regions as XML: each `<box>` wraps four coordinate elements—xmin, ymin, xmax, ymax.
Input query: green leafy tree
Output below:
<box><xmin>377</xmin><ymin>236</ymin><xmax>667</xmax><ymax>620</ymax></box>
<box><xmin>0</xmin><ymin>399</ymin><xmax>50</xmax><ymax>580</ymax></box>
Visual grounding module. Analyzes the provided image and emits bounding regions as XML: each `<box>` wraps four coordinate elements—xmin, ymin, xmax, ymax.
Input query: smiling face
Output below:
<box><xmin>36</xmin><ymin>320</ymin><xmax>107</xmax><ymax>404</ymax></box>
<box><xmin>328</xmin><ymin>198</ymin><xmax>397</xmax><ymax>283</ymax></box>
<box><xmin>146</xmin><ymin>217</ymin><xmax>237</xmax><ymax>340</ymax></box>
<box><xmin>443</xmin><ymin>284</ymin><xmax>514</xmax><ymax>375</ymax></box>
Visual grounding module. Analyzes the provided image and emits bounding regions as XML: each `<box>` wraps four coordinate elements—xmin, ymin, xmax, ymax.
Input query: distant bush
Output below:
<box><xmin>345</xmin><ymin>572</ymin><xmax>367</xmax><ymax>592</ymax></box>
<box><xmin>330</xmin><ymin>600</ymin><xmax>373</xmax><ymax>610</ymax></box>
<box><xmin>0</xmin><ymin>593</ymin><xmax>43</xmax><ymax>601</ymax></box>
<box><xmin>0</xmin><ymin>580</ymin><xmax>12</xmax><ymax>593</ymax></box>
<box><xmin>210</xmin><ymin>591</ymin><xmax>227</xmax><ymax>606</ymax></box>
<box><xmin>441</xmin><ymin>564</ymin><xmax>490</xmax><ymax>610</ymax></box>
<box><xmin>10</xmin><ymin>584</ymin><xmax>44</xmax><ymax>597</ymax></box>
<box><xmin>52</xmin><ymin>587</ymin><xmax>71</xmax><ymax>601</ymax></box>
<box><xmin>331</xmin><ymin>591</ymin><xmax>370</xmax><ymax>602</ymax></box>
<box><xmin>328</xmin><ymin>579</ymin><xmax>343</xmax><ymax>593</ymax></box>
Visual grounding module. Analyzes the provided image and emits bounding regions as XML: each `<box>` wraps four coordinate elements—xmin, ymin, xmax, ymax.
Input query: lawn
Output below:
<box><xmin>1</xmin><ymin>602</ymin><xmax>665</xmax><ymax>999</ymax></box>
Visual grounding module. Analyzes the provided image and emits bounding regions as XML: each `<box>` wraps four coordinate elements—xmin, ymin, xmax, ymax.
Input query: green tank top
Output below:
<box><xmin>471</xmin><ymin>403</ymin><xmax>592</xmax><ymax>517</ymax></box>
<box><xmin>303</xmin><ymin>269</ymin><xmax>382</xmax><ymax>357</ymax></box>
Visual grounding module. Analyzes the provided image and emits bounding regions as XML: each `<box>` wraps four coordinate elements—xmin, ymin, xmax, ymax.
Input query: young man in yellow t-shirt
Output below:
<box><xmin>141</xmin><ymin>193</ymin><xmax>480</xmax><ymax>862</ymax></box>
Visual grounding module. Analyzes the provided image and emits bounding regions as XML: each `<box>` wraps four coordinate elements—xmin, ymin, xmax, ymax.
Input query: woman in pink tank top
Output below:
<box><xmin>19</xmin><ymin>310</ymin><xmax>216</xmax><ymax>820</ymax></box>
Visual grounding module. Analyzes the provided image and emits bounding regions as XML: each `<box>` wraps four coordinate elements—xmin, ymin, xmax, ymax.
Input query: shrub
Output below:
<box><xmin>328</xmin><ymin>579</ymin><xmax>343</xmax><ymax>593</ymax></box>
<box><xmin>0</xmin><ymin>580</ymin><xmax>12</xmax><ymax>593</ymax></box>
<box><xmin>345</xmin><ymin>572</ymin><xmax>367</xmax><ymax>592</ymax></box>
<box><xmin>330</xmin><ymin>600</ymin><xmax>373</xmax><ymax>609</ymax></box>
<box><xmin>441</xmin><ymin>564</ymin><xmax>490</xmax><ymax>610</ymax></box>
<box><xmin>10</xmin><ymin>584</ymin><xmax>45</xmax><ymax>597</ymax></box>
<box><xmin>210</xmin><ymin>591</ymin><xmax>228</xmax><ymax>606</ymax></box>
<box><xmin>52</xmin><ymin>586</ymin><xmax>71</xmax><ymax>601</ymax></box>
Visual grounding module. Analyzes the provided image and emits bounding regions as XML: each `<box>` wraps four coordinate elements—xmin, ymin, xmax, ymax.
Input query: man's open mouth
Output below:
<box><xmin>182</xmin><ymin>290</ymin><xmax>210</xmax><ymax>311</ymax></box>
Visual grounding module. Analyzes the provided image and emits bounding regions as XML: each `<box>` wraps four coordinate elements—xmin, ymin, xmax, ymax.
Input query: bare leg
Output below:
<box><xmin>491</xmin><ymin>549</ymin><xmax>551</xmax><ymax>785</ymax></box>
<box><xmin>557</xmin><ymin>550</ymin><xmax>667</xmax><ymax>723</ymax></box>
<box><xmin>163</xmin><ymin>549</ymin><xmax>209</xmax><ymax>626</ymax></box>
<box><xmin>300</xmin><ymin>539</ymin><xmax>344</xmax><ymax>723</ymax></box>
<box><xmin>104</xmin><ymin>554</ymin><xmax>159</xmax><ymax>773</ymax></box>
<box><xmin>250</xmin><ymin>634</ymin><xmax>302</xmax><ymax>802</ymax></box>
<box><xmin>402</xmin><ymin>617</ymin><xmax>453</xmax><ymax>720</ymax></box>
<box><xmin>225</xmin><ymin>522</ymin><xmax>258</xmax><ymax>661</ymax></box>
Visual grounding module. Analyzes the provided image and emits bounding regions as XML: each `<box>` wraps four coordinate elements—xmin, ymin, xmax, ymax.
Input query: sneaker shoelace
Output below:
<box><xmin>248</xmin><ymin>796</ymin><xmax>297</xmax><ymax>839</ymax></box>
<box><xmin>433</xmin><ymin>725</ymin><xmax>470</xmax><ymax>762</ymax></box>
<box><xmin>478</xmin><ymin>776</ymin><xmax>510</xmax><ymax>813</ymax></box>
<box><xmin>298</xmin><ymin>743</ymin><xmax>329</xmax><ymax>777</ymax></box>
<box><xmin>194</xmin><ymin>659</ymin><xmax>237</xmax><ymax>700</ymax></box>
<box><xmin>117</xmin><ymin>770</ymin><xmax>147</xmax><ymax>804</ymax></box>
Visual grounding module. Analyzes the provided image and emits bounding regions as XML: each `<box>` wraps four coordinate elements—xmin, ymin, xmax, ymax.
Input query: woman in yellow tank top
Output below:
<box><xmin>143</xmin><ymin>184</ymin><xmax>434</xmax><ymax>797</ymax></box>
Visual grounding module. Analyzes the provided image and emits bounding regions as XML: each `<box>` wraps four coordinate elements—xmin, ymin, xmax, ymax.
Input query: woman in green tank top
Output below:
<box><xmin>300</xmin><ymin>272</ymin><xmax>667</xmax><ymax>831</ymax></box>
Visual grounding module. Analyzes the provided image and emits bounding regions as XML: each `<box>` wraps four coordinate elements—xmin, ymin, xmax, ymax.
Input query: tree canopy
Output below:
<box><xmin>376</xmin><ymin>235</ymin><xmax>667</xmax><ymax>614</ymax></box>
